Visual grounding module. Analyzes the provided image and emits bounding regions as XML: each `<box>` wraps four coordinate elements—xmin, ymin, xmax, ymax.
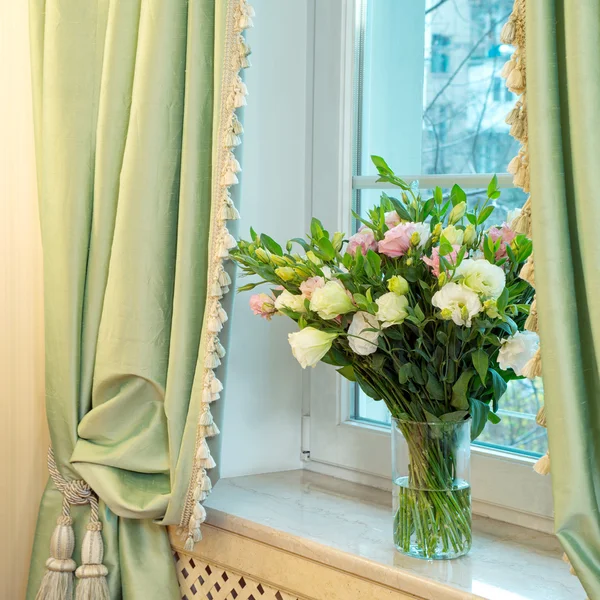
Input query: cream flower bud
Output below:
<box><xmin>463</xmin><ymin>224</ymin><xmax>477</xmax><ymax>246</ymax></box>
<box><xmin>309</xmin><ymin>280</ymin><xmax>355</xmax><ymax>320</ymax></box>
<box><xmin>448</xmin><ymin>201</ymin><xmax>467</xmax><ymax>224</ymax></box>
<box><xmin>388</xmin><ymin>275</ymin><xmax>409</xmax><ymax>296</ymax></box>
<box><xmin>275</xmin><ymin>266</ymin><xmax>297</xmax><ymax>282</ymax></box>
<box><xmin>255</xmin><ymin>248</ymin><xmax>270</xmax><ymax>263</ymax></box>
<box><xmin>410</xmin><ymin>231</ymin><xmax>421</xmax><ymax>247</ymax></box>
<box><xmin>483</xmin><ymin>299</ymin><xmax>499</xmax><ymax>318</ymax></box>
<box><xmin>348</xmin><ymin>311</ymin><xmax>380</xmax><ymax>356</ymax></box>
<box><xmin>275</xmin><ymin>290</ymin><xmax>307</xmax><ymax>314</ymax></box>
<box><xmin>442</xmin><ymin>225</ymin><xmax>464</xmax><ymax>246</ymax></box>
<box><xmin>376</xmin><ymin>292</ymin><xmax>409</xmax><ymax>328</ymax></box>
<box><xmin>306</xmin><ymin>251</ymin><xmax>322</xmax><ymax>265</ymax></box>
<box><xmin>288</xmin><ymin>327</ymin><xmax>338</xmax><ymax>368</ymax></box>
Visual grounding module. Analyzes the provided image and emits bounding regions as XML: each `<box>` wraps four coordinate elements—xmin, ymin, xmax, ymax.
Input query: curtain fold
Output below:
<box><xmin>527</xmin><ymin>1</ymin><xmax>600</xmax><ymax>596</ymax></box>
<box><xmin>27</xmin><ymin>0</ymin><xmax>249</xmax><ymax>597</ymax></box>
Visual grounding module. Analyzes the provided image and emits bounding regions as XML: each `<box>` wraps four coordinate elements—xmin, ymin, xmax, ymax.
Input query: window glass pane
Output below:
<box><xmin>354</xmin><ymin>0</ymin><xmax>521</xmax><ymax>176</ymax></box>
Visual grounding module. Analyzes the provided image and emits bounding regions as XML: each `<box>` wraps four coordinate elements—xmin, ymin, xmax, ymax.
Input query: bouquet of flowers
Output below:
<box><xmin>230</xmin><ymin>156</ymin><xmax>537</xmax><ymax>558</ymax></box>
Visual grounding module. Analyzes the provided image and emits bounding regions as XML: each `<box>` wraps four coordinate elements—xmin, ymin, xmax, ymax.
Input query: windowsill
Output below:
<box><xmin>196</xmin><ymin>470</ymin><xmax>584</xmax><ymax>600</ymax></box>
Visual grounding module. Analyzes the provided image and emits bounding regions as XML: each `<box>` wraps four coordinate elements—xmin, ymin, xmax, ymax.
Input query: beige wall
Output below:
<box><xmin>0</xmin><ymin>2</ymin><xmax>49</xmax><ymax>598</ymax></box>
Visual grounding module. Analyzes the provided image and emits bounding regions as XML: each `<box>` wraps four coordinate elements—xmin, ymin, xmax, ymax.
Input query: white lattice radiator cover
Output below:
<box><xmin>174</xmin><ymin>550</ymin><xmax>302</xmax><ymax>600</ymax></box>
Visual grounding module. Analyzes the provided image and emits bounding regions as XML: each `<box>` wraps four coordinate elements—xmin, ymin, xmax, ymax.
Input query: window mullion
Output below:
<box><xmin>353</xmin><ymin>173</ymin><xmax>515</xmax><ymax>190</ymax></box>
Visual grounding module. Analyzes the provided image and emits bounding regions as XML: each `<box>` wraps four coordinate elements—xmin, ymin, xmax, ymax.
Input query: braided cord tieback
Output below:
<box><xmin>35</xmin><ymin>448</ymin><xmax>109</xmax><ymax>600</ymax></box>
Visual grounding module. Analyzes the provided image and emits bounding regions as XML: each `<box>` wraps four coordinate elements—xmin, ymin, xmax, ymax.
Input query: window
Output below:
<box><xmin>308</xmin><ymin>0</ymin><xmax>552</xmax><ymax>531</ymax></box>
<box><xmin>352</xmin><ymin>0</ymin><xmax>547</xmax><ymax>459</ymax></box>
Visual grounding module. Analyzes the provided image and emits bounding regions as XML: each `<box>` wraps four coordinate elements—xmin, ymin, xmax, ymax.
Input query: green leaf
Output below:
<box><xmin>440</xmin><ymin>410</ymin><xmax>469</xmax><ymax>422</ymax></box>
<box><xmin>317</xmin><ymin>237</ymin><xmax>335</xmax><ymax>260</ymax></box>
<box><xmin>371</xmin><ymin>353</ymin><xmax>386</xmax><ymax>371</ymax></box>
<box><xmin>371</xmin><ymin>155</ymin><xmax>393</xmax><ymax>174</ymax></box>
<box><xmin>411</xmin><ymin>363</ymin><xmax>425</xmax><ymax>385</ymax></box>
<box><xmin>355</xmin><ymin>371</ymin><xmax>382</xmax><ymax>400</ymax></box>
<box><xmin>413</xmin><ymin>304</ymin><xmax>425</xmax><ymax>322</ymax></box>
<box><xmin>398</xmin><ymin>363</ymin><xmax>411</xmax><ymax>384</ymax></box>
<box><xmin>424</xmin><ymin>410</ymin><xmax>441</xmax><ymax>423</ymax></box>
<box><xmin>310</xmin><ymin>218</ymin><xmax>324</xmax><ymax>240</ymax></box>
<box><xmin>236</xmin><ymin>281</ymin><xmax>263</xmax><ymax>292</ymax></box>
<box><xmin>489</xmin><ymin>368</ymin><xmax>507</xmax><ymax>412</ymax></box>
<box><xmin>321</xmin><ymin>346</ymin><xmax>350</xmax><ymax>367</ymax></box>
<box><xmin>451</xmin><ymin>369</ymin><xmax>475</xmax><ymax>409</ymax></box>
<box><xmin>450</xmin><ymin>184</ymin><xmax>467</xmax><ymax>207</ymax></box>
<box><xmin>260</xmin><ymin>233</ymin><xmax>283</xmax><ymax>256</ymax></box>
<box><xmin>487</xmin><ymin>174</ymin><xmax>498</xmax><ymax>197</ymax></box>
<box><xmin>436</xmin><ymin>331</ymin><xmax>448</xmax><ymax>345</ymax></box>
<box><xmin>366</xmin><ymin>250</ymin><xmax>381</xmax><ymax>277</ymax></box>
<box><xmin>469</xmin><ymin>398</ymin><xmax>490</xmax><ymax>440</ymax></box>
<box><xmin>477</xmin><ymin>205</ymin><xmax>495</xmax><ymax>225</ymax></box>
<box><xmin>337</xmin><ymin>365</ymin><xmax>356</xmax><ymax>382</ymax></box>
<box><xmin>290</xmin><ymin>237</ymin><xmax>310</xmax><ymax>252</ymax></box>
<box><xmin>487</xmin><ymin>411</ymin><xmax>501</xmax><ymax>424</ymax></box>
<box><xmin>471</xmin><ymin>349</ymin><xmax>489</xmax><ymax>385</ymax></box>
<box><xmin>388</xmin><ymin>196</ymin><xmax>412</xmax><ymax>222</ymax></box>
<box><xmin>426</xmin><ymin>372</ymin><xmax>445</xmax><ymax>400</ymax></box>
<box><xmin>496</xmin><ymin>287</ymin><xmax>509</xmax><ymax>313</ymax></box>
<box><xmin>466</xmin><ymin>213</ymin><xmax>477</xmax><ymax>225</ymax></box>
<box><xmin>439</xmin><ymin>236</ymin><xmax>454</xmax><ymax>256</ymax></box>
<box><xmin>250</xmin><ymin>227</ymin><xmax>259</xmax><ymax>242</ymax></box>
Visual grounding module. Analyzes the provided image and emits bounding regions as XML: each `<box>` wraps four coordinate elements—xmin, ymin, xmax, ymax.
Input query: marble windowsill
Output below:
<box><xmin>202</xmin><ymin>470</ymin><xmax>586</xmax><ymax>600</ymax></box>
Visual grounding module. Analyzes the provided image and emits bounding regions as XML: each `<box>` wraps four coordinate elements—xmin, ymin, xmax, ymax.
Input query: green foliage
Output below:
<box><xmin>229</xmin><ymin>156</ymin><xmax>536</xmax><ymax>434</ymax></box>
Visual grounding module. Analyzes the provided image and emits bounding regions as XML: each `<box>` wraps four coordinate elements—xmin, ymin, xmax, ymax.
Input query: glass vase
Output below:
<box><xmin>392</xmin><ymin>418</ymin><xmax>472</xmax><ymax>560</ymax></box>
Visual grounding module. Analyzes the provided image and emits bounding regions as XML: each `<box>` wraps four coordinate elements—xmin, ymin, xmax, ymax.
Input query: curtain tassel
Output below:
<box><xmin>522</xmin><ymin>347</ymin><xmax>542</xmax><ymax>379</ymax></box>
<box><xmin>519</xmin><ymin>255</ymin><xmax>535</xmax><ymax>287</ymax></box>
<box><xmin>533</xmin><ymin>450</ymin><xmax>551</xmax><ymax>475</ymax></box>
<box><xmin>75</xmin><ymin>516</ymin><xmax>109</xmax><ymax>600</ymax></box>
<box><xmin>525</xmin><ymin>297</ymin><xmax>538</xmax><ymax>331</ymax></box>
<box><xmin>36</xmin><ymin>448</ymin><xmax>108</xmax><ymax>600</ymax></box>
<box><xmin>536</xmin><ymin>405</ymin><xmax>546</xmax><ymax>428</ymax></box>
<box><xmin>500</xmin><ymin>19</ymin><xmax>516</xmax><ymax>44</ymax></box>
<box><xmin>511</xmin><ymin>196</ymin><xmax>532</xmax><ymax>236</ymax></box>
<box><xmin>35</xmin><ymin>509</ymin><xmax>76</xmax><ymax>600</ymax></box>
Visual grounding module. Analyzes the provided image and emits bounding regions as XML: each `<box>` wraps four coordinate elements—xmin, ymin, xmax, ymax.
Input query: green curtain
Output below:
<box><xmin>527</xmin><ymin>1</ymin><xmax>600</xmax><ymax>596</ymax></box>
<box><xmin>27</xmin><ymin>1</ymin><xmax>242</xmax><ymax>598</ymax></box>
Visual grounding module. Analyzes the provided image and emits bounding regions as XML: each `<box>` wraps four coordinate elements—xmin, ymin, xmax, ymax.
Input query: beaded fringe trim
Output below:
<box><xmin>501</xmin><ymin>1</ymin><xmax>542</xmax><ymax>380</ymax></box>
<box><xmin>178</xmin><ymin>0</ymin><xmax>253</xmax><ymax>551</ymax></box>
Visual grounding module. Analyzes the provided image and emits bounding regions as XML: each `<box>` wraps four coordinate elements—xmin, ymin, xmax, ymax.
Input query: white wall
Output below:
<box><xmin>0</xmin><ymin>3</ymin><xmax>49</xmax><ymax>598</ymax></box>
<box><xmin>220</xmin><ymin>0</ymin><xmax>313</xmax><ymax>477</ymax></box>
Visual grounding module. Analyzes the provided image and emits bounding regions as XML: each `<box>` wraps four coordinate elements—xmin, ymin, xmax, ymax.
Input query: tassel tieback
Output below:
<box><xmin>35</xmin><ymin>448</ymin><xmax>109</xmax><ymax>600</ymax></box>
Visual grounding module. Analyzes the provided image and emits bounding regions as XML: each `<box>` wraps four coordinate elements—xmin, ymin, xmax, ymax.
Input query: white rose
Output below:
<box><xmin>498</xmin><ymin>331</ymin><xmax>539</xmax><ymax>376</ymax></box>
<box><xmin>275</xmin><ymin>289</ymin><xmax>307</xmax><ymax>313</ymax></box>
<box><xmin>310</xmin><ymin>280</ymin><xmax>355</xmax><ymax>320</ymax></box>
<box><xmin>432</xmin><ymin>282</ymin><xmax>482</xmax><ymax>327</ymax></box>
<box><xmin>288</xmin><ymin>327</ymin><xmax>338</xmax><ymax>369</ymax></box>
<box><xmin>348</xmin><ymin>311</ymin><xmax>380</xmax><ymax>356</ymax></box>
<box><xmin>442</xmin><ymin>224</ymin><xmax>464</xmax><ymax>246</ymax></box>
<box><xmin>376</xmin><ymin>292</ymin><xmax>409</xmax><ymax>328</ymax></box>
<box><xmin>412</xmin><ymin>222</ymin><xmax>431</xmax><ymax>248</ymax></box>
<box><xmin>455</xmin><ymin>258</ymin><xmax>506</xmax><ymax>299</ymax></box>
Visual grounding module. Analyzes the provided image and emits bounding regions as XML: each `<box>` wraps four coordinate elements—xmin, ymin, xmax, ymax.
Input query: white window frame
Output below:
<box><xmin>305</xmin><ymin>0</ymin><xmax>553</xmax><ymax>533</ymax></box>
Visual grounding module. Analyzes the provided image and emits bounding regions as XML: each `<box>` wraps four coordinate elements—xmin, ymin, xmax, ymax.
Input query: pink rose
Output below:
<box><xmin>250</xmin><ymin>293</ymin><xmax>276</xmax><ymax>320</ymax></box>
<box><xmin>384</xmin><ymin>211</ymin><xmax>401</xmax><ymax>228</ymax></box>
<box><xmin>422</xmin><ymin>244</ymin><xmax>461</xmax><ymax>277</ymax></box>
<box><xmin>488</xmin><ymin>224</ymin><xmax>516</xmax><ymax>260</ymax></box>
<box><xmin>378</xmin><ymin>223</ymin><xmax>415</xmax><ymax>258</ymax></box>
<box><xmin>347</xmin><ymin>226</ymin><xmax>378</xmax><ymax>257</ymax></box>
<box><xmin>300</xmin><ymin>276</ymin><xmax>325</xmax><ymax>300</ymax></box>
